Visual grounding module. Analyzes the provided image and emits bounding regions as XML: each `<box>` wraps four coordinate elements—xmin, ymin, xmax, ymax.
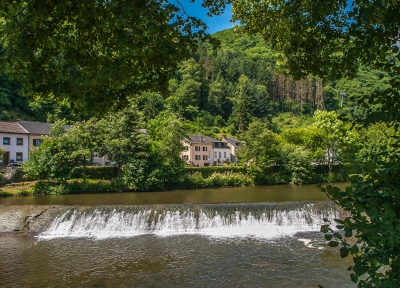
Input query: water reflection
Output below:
<box><xmin>0</xmin><ymin>183</ymin><xmax>349</xmax><ymax>206</ymax></box>
<box><xmin>0</xmin><ymin>233</ymin><xmax>354</xmax><ymax>288</ymax></box>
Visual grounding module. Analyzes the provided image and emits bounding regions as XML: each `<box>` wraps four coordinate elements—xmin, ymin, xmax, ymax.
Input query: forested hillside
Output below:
<box><xmin>0</xmin><ymin>28</ymin><xmax>390</xmax><ymax>135</ymax></box>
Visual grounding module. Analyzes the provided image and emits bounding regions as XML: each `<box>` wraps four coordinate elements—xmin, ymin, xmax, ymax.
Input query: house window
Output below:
<box><xmin>3</xmin><ymin>137</ymin><xmax>10</xmax><ymax>145</ymax></box>
<box><xmin>182</xmin><ymin>155</ymin><xmax>188</xmax><ymax>160</ymax></box>
<box><xmin>183</xmin><ymin>146</ymin><xmax>188</xmax><ymax>151</ymax></box>
<box><xmin>16</xmin><ymin>153</ymin><xmax>23</xmax><ymax>161</ymax></box>
<box><xmin>195</xmin><ymin>146</ymin><xmax>200</xmax><ymax>151</ymax></box>
<box><xmin>195</xmin><ymin>155</ymin><xmax>201</xmax><ymax>160</ymax></box>
<box><xmin>33</xmin><ymin>139</ymin><xmax>42</xmax><ymax>146</ymax></box>
<box><xmin>218</xmin><ymin>152</ymin><xmax>221</xmax><ymax>158</ymax></box>
<box><xmin>203</xmin><ymin>155</ymin><xmax>208</xmax><ymax>160</ymax></box>
<box><xmin>17</xmin><ymin>138</ymin><xmax>23</xmax><ymax>145</ymax></box>
<box><xmin>202</xmin><ymin>146</ymin><xmax>207</xmax><ymax>151</ymax></box>
<box><xmin>224</xmin><ymin>152</ymin><xmax>226</xmax><ymax>158</ymax></box>
<box><xmin>214</xmin><ymin>152</ymin><xmax>217</xmax><ymax>158</ymax></box>
<box><xmin>217</xmin><ymin>143</ymin><xmax>221</xmax><ymax>147</ymax></box>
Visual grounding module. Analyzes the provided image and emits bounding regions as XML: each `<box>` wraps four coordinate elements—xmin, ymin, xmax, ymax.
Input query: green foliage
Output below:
<box><xmin>183</xmin><ymin>171</ymin><xmax>252</xmax><ymax>189</ymax></box>
<box><xmin>185</xmin><ymin>166</ymin><xmax>247</xmax><ymax>178</ymax></box>
<box><xmin>312</xmin><ymin>110</ymin><xmax>360</xmax><ymax>171</ymax></box>
<box><xmin>33</xmin><ymin>179</ymin><xmax>125</xmax><ymax>195</ymax></box>
<box><xmin>279</xmin><ymin>144</ymin><xmax>315</xmax><ymax>185</ymax></box>
<box><xmin>71</xmin><ymin>166</ymin><xmax>118</xmax><ymax>180</ymax></box>
<box><xmin>227</xmin><ymin>0</ymin><xmax>399</xmax><ymax>82</ymax></box>
<box><xmin>238</xmin><ymin>120</ymin><xmax>282</xmax><ymax>166</ymax></box>
<box><xmin>97</xmin><ymin>103</ymin><xmax>149</xmax><ymax>174</ymax></box>
<box><xmin>0</xmin><ymin>0</ymin><xmax>208</xmax><ymax>114</ymax></box>
<box><xmin>323</xmin><ymin>152</ymin><xmax>400</xmax><ymax>286</ymax></box>
<box><xmin>0</xmin><ymin>191</ymin><xmax>13</xmax><ymax>197</ymax></box>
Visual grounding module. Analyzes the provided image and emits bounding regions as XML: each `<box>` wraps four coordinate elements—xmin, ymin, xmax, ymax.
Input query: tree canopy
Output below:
<box><xmin>0</xmin><ymin>0</ymin><xmax>208</xmax><ymax>114</ymax></box>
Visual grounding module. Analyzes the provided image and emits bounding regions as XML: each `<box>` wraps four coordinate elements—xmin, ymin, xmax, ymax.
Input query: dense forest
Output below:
<box><xmin>3</xmin><ymin>28</ymin><xmax>396</xmax><ymax>189</ymax></box>
<box><xmin>0</xmin><ymin>28</ymin><xmax>390</xmax><ymax>136</ymax></box>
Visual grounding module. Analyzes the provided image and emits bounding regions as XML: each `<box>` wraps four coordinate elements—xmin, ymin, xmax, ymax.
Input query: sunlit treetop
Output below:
<box><xmin>204</xmin><ymin>0</ymin><xmax>400</xmax><ymax>81</ymax></box>
<box><xmin>0</xmin><ymin>0</ymin><xmax>212</xmax><ymax>114</ymax></box>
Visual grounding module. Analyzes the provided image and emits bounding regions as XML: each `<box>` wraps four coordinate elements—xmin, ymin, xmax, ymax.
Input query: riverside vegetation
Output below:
<box><xmin>1</xmin><ymin>0</ymin><xmax>400</xmax><ymax>286</ymax></box>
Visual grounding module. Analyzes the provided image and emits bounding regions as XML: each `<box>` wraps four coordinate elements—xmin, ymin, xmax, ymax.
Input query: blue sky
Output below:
<box><xmin>177</xmin><ymin>0</ymin><xmax>233</xmax><ymax>34</ymax></box>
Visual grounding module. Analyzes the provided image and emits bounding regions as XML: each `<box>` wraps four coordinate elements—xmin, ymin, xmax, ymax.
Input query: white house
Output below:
<box><xmin>212</xmin><ymin>139</ymin><xmax>231</xmax><ymax>165</ymax></box>
<box><xmin>221</xmin><ymin>135</ymin><xmax>241</xmax><ymax>164</ymax></box>
<box><xmin>0</xmin><ymin>122</ymin><xmax>29</xmax><ymax>164</ymax></box>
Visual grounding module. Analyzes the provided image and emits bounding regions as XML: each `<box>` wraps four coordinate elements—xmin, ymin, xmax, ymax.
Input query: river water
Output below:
<box><xmin>0</xmin><ymin>184</ymin><xmax>355</xmax><ymax>287</ymax></box>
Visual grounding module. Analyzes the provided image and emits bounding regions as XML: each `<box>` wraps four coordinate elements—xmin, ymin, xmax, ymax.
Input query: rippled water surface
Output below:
<box><xmin>0</xmin><ymin>183</ymin><xmax>348</xmax><ymax>206</ymax></box>
<box><xmin>0</xmin><ymin>232</ymin><xmax>353</xmax><ymax>287</ymax></box>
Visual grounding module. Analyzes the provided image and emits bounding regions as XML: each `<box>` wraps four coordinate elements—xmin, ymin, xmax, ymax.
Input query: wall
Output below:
<box><xmin>0</xmin><ymin>133</ymin><xmax>29</xmax><ymax>163</ymax></box>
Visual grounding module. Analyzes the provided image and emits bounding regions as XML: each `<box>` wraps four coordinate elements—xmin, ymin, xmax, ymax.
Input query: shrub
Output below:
<box><xmin>71</xmin><ymin>166</ymin><xmax>118</xmax><ymax>180</ymax></box>
<box><xmin>185</xmin><ymin>166</ymin><xmax>247</xmax><ymax>178</ymax></box>
<box><xmin>183</xmin><ymin>171</ymin><xmax>252</xmax><ymax>189</ymax></box>
<box><xmin>0</xmin><ymin>191</ymin><xmax>13</xmax><ymax>197</ymax></box>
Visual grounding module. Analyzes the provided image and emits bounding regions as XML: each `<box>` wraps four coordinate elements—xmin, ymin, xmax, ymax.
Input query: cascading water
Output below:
<box><xmin>39</xmin><ymin>202</ymin><xmax>341</xmax><ymax>239</ymax></box>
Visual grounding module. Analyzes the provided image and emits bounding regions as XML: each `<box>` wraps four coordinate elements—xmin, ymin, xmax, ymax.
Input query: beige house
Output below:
<box><xmin>17</xmin><ymin>120</ymin><xmax>51</xmax><ymax>150</ymax></box>
<box><xmin>181</xmin><ymin>135</ymin><xmax>215</xmax><ymax>166</ymax></box>
<box><xmin>181</xmin><ymin>134</ymin><xmax>233</xmax><ymax>167</ymax></box>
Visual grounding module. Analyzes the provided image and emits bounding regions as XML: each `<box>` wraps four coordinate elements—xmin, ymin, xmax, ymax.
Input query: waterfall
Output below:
<box><xmin>38</xmin><ymin>202</ymin><xmax>341</xmax><ymax>240</ymax></box>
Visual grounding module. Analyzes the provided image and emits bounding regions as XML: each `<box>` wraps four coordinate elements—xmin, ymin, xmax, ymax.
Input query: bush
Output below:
<box><xmin>33</xmin><ymin>178</ymin><xmax>127</xmax><ymax>194</ymax></box>
<box><xmin>184</xmin><ymin>166</ymin><xmax>247</xmax><ymax>178</ymax></box>
<box><xmin>183</xmin><ymin>171</ymin><xmax>252</xmax><ymax>189</ymax></box>
<box><xmin>68</xmin><ymin>178</ymin><xmax>124</xmax><ymax>193</ymax></box>
<box><xmin>33</xmin><ymin>181</ymin><xmax>71</xmax><ymax>195</ymax></box>
<box><xmin>0</xmin><ymin>191</ymin><xmax>13</xmax><ymax>197</ymax></box>
<box><xmin>71</xmin><ymin>166</ymin><xmax>118</xmax><ymax>180</ymax></box>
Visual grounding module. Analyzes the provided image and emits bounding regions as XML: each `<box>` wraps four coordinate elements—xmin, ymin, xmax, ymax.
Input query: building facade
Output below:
<box><xmin>17</xmin><ymin>120</ymin><xmax>51</xmax><ymax>150</ymax></box>
<box><xmin>181</xmin><ymin>134</ymin><xmax>233</xmax><ymax>167</ymax></box>
<box><xmin>0</xmin><ymin>122</ymin><xmax>29</xmax><ymax>164</ymax></box>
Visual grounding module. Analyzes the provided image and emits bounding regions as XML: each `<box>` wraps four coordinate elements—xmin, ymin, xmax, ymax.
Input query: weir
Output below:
<box><xmin>33</xmin><ymin>202</ymin><xmax>341</xmax><ymax>239</ymax></box>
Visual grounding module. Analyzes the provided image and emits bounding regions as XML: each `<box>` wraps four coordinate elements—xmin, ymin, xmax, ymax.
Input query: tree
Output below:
<box><xmin>238</xmin><ymin>120</ymin><xmax>282</xmax><ymax>166</ymax></box>
<box><xmin>312</xmin><ymin>110</ymin><xmax>359</xmax><ymax>173</ymax></box>
<box><xmin>145</xmin><ymin>111</ymin><xmax>186</xmax><ymax>190</ymax></box>
<box><xmin>207</xmin><ymin>0</ymin><xmax>400</xmax><ymax>285</ymax></box>
<box><xmin>0</xmin><ymin>0</ymin><xmax>208</xmax><ymax>114</ymax></box>
<box><xmin>97</xmin><ymin>103</ymin><xmax>149</xmax><ymax>178</ymax></box>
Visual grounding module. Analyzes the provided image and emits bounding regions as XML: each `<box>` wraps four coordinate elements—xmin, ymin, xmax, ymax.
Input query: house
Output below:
<box><xmin>181</xmin><ymin>134</ymin><xmax>231</xmax><ymax>167</ymax></box>
<box><xmin>17</xmin><ymin>120</ymin><xmax>51</xmax><ymax>150</ymax></box>
<box><xmin>212</xmin><ymin>139</ymin><xmax>231</xmax><ymax>165</ymax></box>
<box><xmin>221</xmin><ymin>135</ymin><xmax>241</xmax><ymax>164</ymax></box>
<box><xmin>0</xmin><ymin>122</ymin><xmax>29</xmax><ymax>164</ymax></box>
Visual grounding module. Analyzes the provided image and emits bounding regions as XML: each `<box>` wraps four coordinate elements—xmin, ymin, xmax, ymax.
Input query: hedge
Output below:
<box><xmin>71</xmin><ymin>166</ymin><xmax>118</xmax><ymax>180</ymax></box>
<box><xmin>32</xmin><ymin>178</ymin><xmax>125</xmax><ymax>195</ymax></box>
<box><xmin>184</xmin><ymin>166</ymin><xmax>247</xmax><ymax>178</ymax></box>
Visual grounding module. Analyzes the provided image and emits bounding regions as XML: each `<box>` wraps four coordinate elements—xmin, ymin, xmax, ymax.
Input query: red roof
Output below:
<box><xmin>0</xmin><ymin>122</ymin><xmax>28</xmax><ymax>134</ymax></box>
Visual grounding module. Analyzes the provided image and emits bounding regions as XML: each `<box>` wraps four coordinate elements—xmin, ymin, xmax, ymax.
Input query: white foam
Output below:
<box><xmin>38</xmin><ymin>204</ymin><xmax>339</xmax><ymax>240</ymax></box>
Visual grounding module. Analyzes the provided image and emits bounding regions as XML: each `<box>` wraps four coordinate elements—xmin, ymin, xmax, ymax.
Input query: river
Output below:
<box><xmin>0</xmin><ymin>184</ymin><xmax>354</xmax><ymax>287</ymax></box>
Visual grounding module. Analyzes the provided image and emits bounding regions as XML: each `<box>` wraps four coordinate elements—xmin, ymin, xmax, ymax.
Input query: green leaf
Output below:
<box><xmin>364</xmin><ymin>161</ymin><xmax>376</xmax><ymax>173</ymax></box>
<box><xmin>349</xmin><ymin>244</ymin><xmax>360</xmax><ymax>254</ymax></box>
<box><xmin>340</xmin><ymin>247</ymin><xmax>349</xmax><ymax>258</ymax></box>
<box><xmin>350</xmin><ymin>273</ymin><xmax>358</xmax><ymax>283</ymax></box>
<box><xmin>328</xmin><ymin>241</ymin><xmax>339</xmax><ymax>247</ymax></box>
<box><xmin>321</xmin><ymin>224</ymin><xmax>330</xmax><ymax>233</ymax></box>
<box><xmin>333</xmin><ymin>232</ymin><xmax>343</xmax><ymax>239</ymax></box>
<box><xmin>344</xmin><ymin>228</ymin><xmax>353</xmax><ymax>237</ymax></box>
<box><xmin>325</xmin><ymin>234</ymin><xmax>333</xmax><ymax>241</ymax></box>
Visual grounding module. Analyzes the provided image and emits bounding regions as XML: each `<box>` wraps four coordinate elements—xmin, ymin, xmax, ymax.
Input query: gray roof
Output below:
<box><xmin>185</xmin><ymin>134</ymin><xmax>219</xmax><ymax>144</ymax></box>
<box><xmin>222</xmin><ymin>136</ymin><xmax>241</xmax><ymax>145</ymax></box>
<box><xmin>0</xmin><ymin>122</ymin><xmax>28</xmax><ymax>134</ymax></box>
<box><xmin>18</xmin><ymin>121</ymin><xmax>51</xmax><ymax>135</ymax></box>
